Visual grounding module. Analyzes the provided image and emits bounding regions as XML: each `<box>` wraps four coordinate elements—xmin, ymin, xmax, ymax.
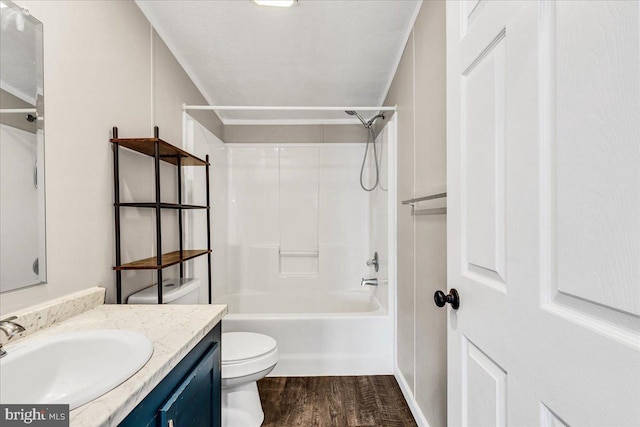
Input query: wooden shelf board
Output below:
<box><xmin>114</xmin><ymin>249</ymin><xmax>211</xmax><ymax>270</ymax></box>
<box><xmin>111</xmin><ymin>138</ymin><xmax>207</xmax><ymax>166</ymax></box>
<box><xmin>117</xmin><ymin>202</ymin><xmax>208</xmax><ymax>210</ymax></box>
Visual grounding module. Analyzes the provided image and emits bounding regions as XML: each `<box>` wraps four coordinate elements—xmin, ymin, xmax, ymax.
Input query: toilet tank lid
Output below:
<box><xmin>127</xmin><ymin>278</ymin><xmax>201</xmax><ymax>304</ymax></box>
<box><xmin>222</xmin><ymin>332</ymin><xmax>277</xmax><ymax>363</ymax></box>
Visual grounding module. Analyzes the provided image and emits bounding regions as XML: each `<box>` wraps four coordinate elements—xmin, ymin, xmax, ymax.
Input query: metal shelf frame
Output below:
<box><xmin>111</xmin><ymin>126</ymin><xmax>212</xmax><ymax>304</ymax></box>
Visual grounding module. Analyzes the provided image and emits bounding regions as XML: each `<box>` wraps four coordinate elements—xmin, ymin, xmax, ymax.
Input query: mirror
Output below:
<box><xmin>0</xmin><ymin>0</ymin><xmax>45</xmax><ymax>292</ymax></box>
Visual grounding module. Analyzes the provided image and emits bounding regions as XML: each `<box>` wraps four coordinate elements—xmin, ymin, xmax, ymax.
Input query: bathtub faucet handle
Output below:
<box><xmin>366</xmin><ymin>252</ymin><xmax>379</xmax><ymax>272</ymax></box>
<box><xmin>361</xmin><ymin>277</ymin><xmax>378</xmax><ymax>287</ymax></box>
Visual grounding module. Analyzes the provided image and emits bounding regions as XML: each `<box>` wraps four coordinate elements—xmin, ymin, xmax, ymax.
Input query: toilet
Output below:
<box><xmin>127</xmin><ymin>278</ymin><xmax>203</xmax><ymax>304</ymax></box>
<box><xmin>128</xmin><ymin>279</ymin><xmax>278</xmax><ymax>427</ymax></box>
<box><xmin>221</xmin><ymin>332</ymin><xmax>278</xmax><ymax>427</ymax></box>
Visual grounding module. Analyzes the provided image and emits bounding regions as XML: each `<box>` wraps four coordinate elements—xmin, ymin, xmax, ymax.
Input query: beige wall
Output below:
<box><xmin>378</xmin><ymin>2</ymin><xmax>448</xmax><ymax>426</ymax></box>
<box><xmin>1</xmin><ymin>1</ymin><xmax>221</xmax><ymax>314</ymax></box>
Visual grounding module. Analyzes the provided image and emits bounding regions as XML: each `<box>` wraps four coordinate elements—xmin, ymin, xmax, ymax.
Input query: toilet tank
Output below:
<box><xmin>127</xmin><ymin>278</ymin><xmax>201</xmax><ymax>304</ymax></box>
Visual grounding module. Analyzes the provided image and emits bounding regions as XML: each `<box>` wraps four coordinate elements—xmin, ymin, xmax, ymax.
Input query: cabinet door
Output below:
<box><xmin>158</xmin><ymin>343</ymin><xmax>221</xmax><ymax>427</ymax></box>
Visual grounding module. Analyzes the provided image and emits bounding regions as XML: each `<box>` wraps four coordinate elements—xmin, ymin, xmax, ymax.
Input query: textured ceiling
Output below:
<box><xmin>135</xmin><ymin>0</ymin><xmax>421</xmax><ymax>123</ymax></box>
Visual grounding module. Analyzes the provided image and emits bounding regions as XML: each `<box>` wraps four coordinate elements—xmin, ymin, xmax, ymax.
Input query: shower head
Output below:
<box><xmin>345</xmin><ymin>110</ymin><xmax>368</xmax><ymax>128</ymax></box>
<box><xmin>345</xmin><ymin>110</ymin><xmax>385</xmax><ymax>129</ymax></box>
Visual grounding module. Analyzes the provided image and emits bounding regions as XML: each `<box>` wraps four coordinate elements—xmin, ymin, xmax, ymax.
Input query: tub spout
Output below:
<box><xmin>361</xmin><ymin>277</ymin><xmax>378</xmax><ymax>287</ymax></box>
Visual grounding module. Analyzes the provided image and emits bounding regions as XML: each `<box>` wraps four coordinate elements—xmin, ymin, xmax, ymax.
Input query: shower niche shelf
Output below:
<box><xmin>110</xmin><ymin>126</ymin><xmax>212</xmax><ymax>304</ymax></box>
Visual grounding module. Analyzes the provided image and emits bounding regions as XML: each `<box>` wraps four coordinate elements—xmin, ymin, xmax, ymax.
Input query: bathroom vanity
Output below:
<box><xmin>0</xmin><ymin>287</ymin><xmax>227</xmax><ymax>427</ymax></box>
<box><xmin>119</xmin><ymin>324</ymin><xmax>221</xmax><ymax>427</ymax></box>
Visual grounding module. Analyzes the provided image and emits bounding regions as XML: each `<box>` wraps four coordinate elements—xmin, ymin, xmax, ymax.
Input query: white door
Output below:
<box><xmin>446</xmin><ymin>1</ymin><xmax>640</xmax><ymax>426</ymax></box>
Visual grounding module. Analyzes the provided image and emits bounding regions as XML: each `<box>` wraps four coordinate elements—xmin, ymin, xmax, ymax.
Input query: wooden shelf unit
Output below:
<box><xmin>114</xmin><ymin>249</ymin><xmax>212</xmax><ymax>271</ymax></box>
<box><xmin>111</xmin><ymin>126</ymin><xmax>212</xmax><ymax>304</ymax></box>
<box><xmin>110</xmin><ymin>137</ymin><xmax>207</xmax><ymax>166</ymax></box>
<box><xmin>117</xmin><ymin>202</ymin><xmax>209</xmax><ymax>210</ymax></box>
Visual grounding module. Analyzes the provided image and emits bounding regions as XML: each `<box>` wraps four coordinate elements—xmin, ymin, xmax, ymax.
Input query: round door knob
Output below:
<box><xmin>434</xmin><ymin>288</ymin><xmax>460</xmax><ymax>310</ymax></box>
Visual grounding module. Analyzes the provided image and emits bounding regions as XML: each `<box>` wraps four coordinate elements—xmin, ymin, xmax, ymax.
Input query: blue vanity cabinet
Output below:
<box><xmin>158</xmin><ymin>343</ymin><xmax>219</xmax><ymax>426</ymax></box>
<box><xmin>119</xmin><ymin>324</ymin><xmax>221</xmax><ymax>427</ymax></box>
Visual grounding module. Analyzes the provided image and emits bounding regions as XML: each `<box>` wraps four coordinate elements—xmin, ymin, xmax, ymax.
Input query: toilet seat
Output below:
<box><xmin>222</xmin><ymin>332</ymin><xmax>278</xmax><ymax>379</ymax></box>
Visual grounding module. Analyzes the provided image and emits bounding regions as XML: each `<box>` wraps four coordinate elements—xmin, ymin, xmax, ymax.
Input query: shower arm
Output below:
<box><xmin>345</xmin><ymin>111</ymin><xmax>386</xmax><ymax>129</ymax></box>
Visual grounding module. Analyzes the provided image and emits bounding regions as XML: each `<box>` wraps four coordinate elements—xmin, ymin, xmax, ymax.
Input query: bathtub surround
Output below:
<box><xmin>375</xmin><ymin>2</ymin><xmax>447</xmax><ymax>426</ymax></box>
<box><xmin>369</xmin><ymin>122</ymin><xmax>392</xmax><ymax>311</ymax></box>
<box><xmin>186</xmin><ymin>115</ymin><xmax>392</xmax><ymax>310</ymax></box>
<box><xmin>279</xmin><ymin>146</ymin><xmax>320</xmax><ymax>275</ymax></box>
<box><xmin>218</xmin><ymin>135</ymin><xmax>394</xmax><ymax>376</ymax></box>
<box><xmin>182</xmin><ymin>110</ymin><xmax>396</xmax><ymax>376</ymax></box>
<box><xmin>223</xmin><ymin>143</ymin><xmax>372</xmax><ymax>297</ymax></box>
<box><xmin>1</xmin><ymin>1</ymin><xmax>221</xmax><ymax>314</ymax></box>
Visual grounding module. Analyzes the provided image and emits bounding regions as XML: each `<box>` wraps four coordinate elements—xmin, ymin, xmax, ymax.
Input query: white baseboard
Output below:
<box><xmin>394</xmin><ymin>366</ymin><xmax>430</xmax><ymax>427</ymax></box>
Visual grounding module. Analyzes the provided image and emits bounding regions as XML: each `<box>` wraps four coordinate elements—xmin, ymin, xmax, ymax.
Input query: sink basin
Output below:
<box><xmin>0</xmin><ymin>330</ymin><xmax>153</xmax><ymax>409</ymax></box>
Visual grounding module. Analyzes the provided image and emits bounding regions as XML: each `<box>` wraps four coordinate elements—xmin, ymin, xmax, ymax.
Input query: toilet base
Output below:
<box><xmin>222</xmin><ymin>381</ymin><xmax>264</xmax><ymax>427</ymax></box>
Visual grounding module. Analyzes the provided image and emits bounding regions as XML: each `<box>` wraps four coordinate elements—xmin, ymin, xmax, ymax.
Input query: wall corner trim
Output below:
<box><xmin>395</xmin><ymin>366</ymin><xmax>431</xmax><ymax>427</ymax></box>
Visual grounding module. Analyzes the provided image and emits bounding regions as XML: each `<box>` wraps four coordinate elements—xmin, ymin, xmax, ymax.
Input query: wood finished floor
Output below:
<box><xmin>258</xmin><ymin>376</ymin><xmax>417</xmax><ymax>427</ymax></box>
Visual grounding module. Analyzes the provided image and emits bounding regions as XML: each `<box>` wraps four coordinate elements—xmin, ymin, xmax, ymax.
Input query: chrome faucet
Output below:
<box><xmin>361</xmin><ymin>277</ymin><xmax>378</xmax><ymax>287</ymax></box>
<box><xmin>366</xmin><ymin>252</ymin><xmax>379</xmax><ymax>272</ymax></box>
<box><xmin>0</xmin><ymin>316</ymin><xmax>25</xmax><ymax>358</ymax></box>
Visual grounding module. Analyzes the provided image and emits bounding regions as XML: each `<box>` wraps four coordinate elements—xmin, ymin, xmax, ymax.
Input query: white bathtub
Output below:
<box><xmin>216</xmin><ymin>289</ymin><xmax>393</xmax><ymax>376</ymax></box>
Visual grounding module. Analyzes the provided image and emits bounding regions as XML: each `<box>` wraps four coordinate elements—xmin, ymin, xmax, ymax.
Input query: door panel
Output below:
<box><xmin>553</xmin><ymin>1</ymin><xmax>640</xmax><ymax>316</ymax></box>
<box><xmin>463</xmin><ymin>0</ymin><xmax>485</xmax><ymax>33</ymax></box>
<box><xmin>535</xmin><ymin>0</ymin><xmax>640</xmax><ymax>351</ymax></box>
<box><xmin>462</xmin><ymin>34</ymin><xmax>506</xmax><ymax>285</ymax></box>
<box><xmin>448</xmin><ymin>1</ymin><xmax>640</xmax><ymax>426</ymax></box>
<box><xmin>463</xmin><ymin>339</ymin><xmax>507</xmax><ymax>427</ymax></box>
<box><xmin>447</xmin><ymin>2</ymin><xmax>515</xmax><ymax>426</ymax></box>
<box><xmin>507</xmin><ymin>2</ymin><xmax>640</xmax><ymax>425</ymax></box>
<box><xmin>540</xmin><ymin>404</ymin><xmax>568</xmax><ymax>427</ymax></box>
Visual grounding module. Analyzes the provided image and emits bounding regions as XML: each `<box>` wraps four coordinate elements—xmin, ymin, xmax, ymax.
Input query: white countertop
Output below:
<box><xmin>5</xmin><ymin>303</ymin><xmax>227</xmax><ymax>427</ymax></box>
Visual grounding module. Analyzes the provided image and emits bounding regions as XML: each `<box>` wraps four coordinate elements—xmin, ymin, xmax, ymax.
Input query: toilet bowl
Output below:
<box><xmin>222</xmin><ymin>332</ymin><xmax>278</xmax><ymax>427</ymax></box>
<box><xmin>128</xmin><ymin>281</ymin><xmax>278</xmax><ymax>426</ymax></box>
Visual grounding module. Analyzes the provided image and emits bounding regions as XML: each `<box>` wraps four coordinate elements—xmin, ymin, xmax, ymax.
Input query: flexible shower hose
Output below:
<box><xmin>359</xmin><ymin>126</ymin><xmax>385</xmax><ymax>192</ymax></box>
